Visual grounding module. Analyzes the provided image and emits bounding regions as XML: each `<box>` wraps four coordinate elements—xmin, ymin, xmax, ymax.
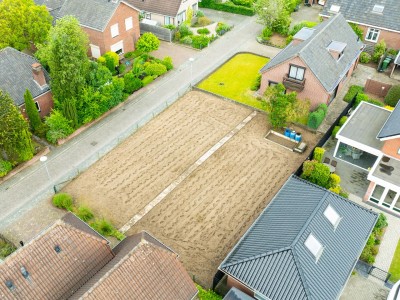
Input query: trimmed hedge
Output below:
<box><xmin>384</xmin><ymin>85</ymin><xmax>400</xmax><ymax>107</ymax></box>
<box><xmin>354</xmin><ymin>93</ymin><xmax>384</xmax><ymax>108</ymax></box>
<box><xmin>199</xmin><ymin>0</ymin><xmax>255</xmax><ymax>16</ymax></box>
<box><xmin>144</xmin><ymin>63</ymin><xmax>167</xmax><ymax>76</ymax></box>
<box><xmin>142</xmin><ymin>75</ymin><xmax>154</xmax><ymax>86</ymax></box>
<box><xmin>307</xmin><ymin>104</ymin><xmax>327</xmax><ymax>130</ymax></box>
<box><xmin>344</xmin><ymin>85</ymin><xmax>363</xmax><ymax>103</ymax></box>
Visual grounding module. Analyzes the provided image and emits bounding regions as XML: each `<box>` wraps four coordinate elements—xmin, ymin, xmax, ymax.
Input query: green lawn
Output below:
<box><xmin>197</xmin><ymin>53</ymin><xmax>269</xmax><ymax>110</ymax></box>
<box><xmin>389</xmin><ymin>238</ymin><xmax>400</xmax><ymax>282</ymax></box>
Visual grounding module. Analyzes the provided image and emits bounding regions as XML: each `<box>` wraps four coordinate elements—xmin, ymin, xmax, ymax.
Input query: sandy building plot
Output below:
<box><xmin>63</xmin><ymin>91</ymin><xmax>251</xmax><ymax>226</ymax></box>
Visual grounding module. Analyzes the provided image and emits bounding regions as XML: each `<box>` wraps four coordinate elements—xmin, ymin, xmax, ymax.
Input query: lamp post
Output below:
<box><xmin>189</xmin><ymin>57</ymin><xmax>195</xmax><ymax>85</ymax></box>
<box><xmin>40</xmin><ymin>156</ymin><xmax>51</xmax><ymax>181</ymax></box>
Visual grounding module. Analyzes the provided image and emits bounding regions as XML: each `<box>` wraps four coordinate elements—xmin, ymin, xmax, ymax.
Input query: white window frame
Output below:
<box><xmin>365</xmin><ymin>28</ymin><xmax>380</xmax><ymax>43</ymax></box>
<box><xmin>305</xmin><ymin>234</ymin><xmax>324</xmax><ymax>262</ymax></box>
<box><xmin>289</xmin><ymin>65</ymin><xmax>305</xmax><ymax>81</ymax></box>
<box><xmin>35</xmin><ymin>101</ymin><xmax>41</xmax><ymax>112</ymax></box>
<box><xmin>125</xmin><ymin>17</ymin><xmax>133</xmax><ymax>31</ymax></box>
<box><xmin>145</xmin><ymin>13</ymin><xmax>151</xmax><ymax>20</ymax></box>
<box><xmin>324</xmin><ymin>205</ymin><xmax>341</xmax><ymax>229</ymax></box>
<box><xmin>111</xmin><ymin>24</ymin><xmax>119</xmax><ymax>38</ymax></box>
<box><xmin>164</xmin><ymin>16</ymin><xmax>173</xmax><ymax>25</ymax></box>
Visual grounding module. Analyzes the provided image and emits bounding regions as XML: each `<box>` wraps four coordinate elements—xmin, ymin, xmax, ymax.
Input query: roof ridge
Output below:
<box><xmin>290</xmin><ymin>248</ymin><xmax>312</xmax><ymax>299</ymax></box>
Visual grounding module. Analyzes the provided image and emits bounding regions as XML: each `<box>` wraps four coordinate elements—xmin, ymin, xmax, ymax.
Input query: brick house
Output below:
<box><xmin>259</xmin><ymin>13</ymin><xmax>363</xmax><ymax>110</ymax></box>
<box><xmin>0</xmin><ymin>47</ymin><xmax>53</xmax><ymax>118</ymax></box>
<box><xmin>220</xmin><ymin>176</ymin><xmax>378</xmax><ymax>300</ymax></box>
<box><xmin>125</xmin><ymin>0</ymin><xmax>199</xmax><ymax>26</ymax></box>
<box><xmin>37</xmin><ymin>0</ymin><xmax>141</xmax><ymax>58</ymax></box>
<box><xmin>0</xmin><ymin>213</ymin><xmax>198</xmax><ymax>300</ymax></box>
<box><xmin>321</xmin><ymin>0</ymin><xmax>400</xmax><ymax>49</ymax></box>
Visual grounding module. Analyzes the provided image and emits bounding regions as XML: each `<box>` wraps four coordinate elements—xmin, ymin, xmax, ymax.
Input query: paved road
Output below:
<box><xmin>0</xmin><ymin>14</ymin><xmax>280</xmax><ymax>229</ymax></box>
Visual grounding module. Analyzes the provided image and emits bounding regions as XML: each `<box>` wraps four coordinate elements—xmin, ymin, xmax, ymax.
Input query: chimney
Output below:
<box><xmin>32</xmin><ymin>63</ymin><xmax>46</xmax><ymax>87</ymax></box>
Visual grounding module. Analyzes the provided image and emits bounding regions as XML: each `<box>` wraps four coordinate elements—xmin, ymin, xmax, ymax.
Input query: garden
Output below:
<box><xmin>389</xmin><ymin>239</ymin><xmax>400</xmax><ymax>282</ymax></box>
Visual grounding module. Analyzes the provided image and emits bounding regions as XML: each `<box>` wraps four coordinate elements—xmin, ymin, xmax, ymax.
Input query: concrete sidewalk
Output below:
<box><xmin>0</xmin><ymin>15</ymin><xmax>281</xmax><ymax>229</ymax></box>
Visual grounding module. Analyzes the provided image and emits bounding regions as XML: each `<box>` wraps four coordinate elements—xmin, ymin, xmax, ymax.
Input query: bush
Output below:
<box><xmin>162</xmin><ymin>56</ymin><xmax>173</xmax><ymax>71</ymax></box>
<box><xmin>197</xmin><ymin>16</ymin><xmax>212</xmax><ymax>26</ymax></box>
<box><xmin>117</xmin><ymin>63</ymin><xmax>126</xmax><ymax>75</ymax></box>
<box><xmin>331</xmin><ymin>125</ymin><xmax>341</xmax><ymax>139</ymax></box>
<box><xmin>301</xmin><ymin>160</ymin><xmax>331</xmax><ymax>188</ymax></box>
<box><xmin>384</xmin><ymin>85</ymin><xmax>400</xmax><ymax>107</ymax></box>
<box><xmin>0</xmin><ymin>239</ymin><xmax>16</xmax><ymax>259</ymax></box>
<box><xmin>174</xmin><ymin>31</ymin><xmax>181</xmax><ymax>41</ymax></box>
<box><xmin>142</xmin><ymin>75</ymin><xmax>154</xmax><ymax>86</ymax></box>
<box><xmin>387</xmin><ymin>48</ymin><xmax>399</xmax><ymax>56</ymax></box>
<box><xmin>52</xmin><ymin>193</ymin><xmax>73</xmax><ymax>211</ymax></box>
<box><xmin>192</xmin><ymin>35</ymin><xmax>210</xmax><ymax>49</ymax></box>
<box><xmin>197</xmin><ymin>28</ymin><xmax>210</xmax><ymax>35</ymax></box>
<box><xmin>339</xmin><ymin>116</ymin><xmax>348</xmax><ymax>126</ymax></box>
<box><xmin>349</xmin><ymin>22</ymin><xmax>363</xmax><ymax>40</ymax></box>
<box><xmin>360</xmin><ymin>52</ymin><xmax>371</xmax><ymax>63</ymax></box>
<box><xmin>372</xmin><ymin>40</ymin><xmax>386</xmax><ymax>63</ymax></box>
<box><xmin>76</xmin><ymin>206</ymin><xmax>94</xmax><ymax>222</ymax></box>
<box><xmin>216</xmin><ymin>22</ymin><xmax>231</xmax><ymax>36</ymax></box>
<box><xmin>100</xmin><ymin>52</ymin><xmax>119</xmax><ymax>75</ymax></box>
<box><xmin>354</xmin><ymin>93</ymin><xmax>384</xmax><ymax>108</ymax></box>
<box><xmin>163</xmin><ymin>24</ymin><xmax>176</xmax><ymax>30</ymax></box>
<box><xmin>136</xmin><ymin>32</ymin><xmax>160</xmax><ymax>53</ymax></box>
<box><xmin>0</xmin><ymin>160</ymin><xmax>12</xmax><ymax>177</ymax></box>
<box><xmin>313</xmin><ymin>147</ymin><xmax>325</xmax><ymax>163</ymax></box>
<box><xmin>317</xmin><ymin>103</ymin><xmax>328</xmax><ymax>117</ymax></box>
<box><xmin>261</xmin><ymin>26</ymin><xmax>273</xmax><ymax>41</ymax></box>
<box><xmin>307</xmin><ymin>109</ymin><xmax>325</xmax><ymax>129</ymax></box>
<box><xmin>45</xmin><ymin>110</ymin><xmax>74</xmax><ymax>144</ymax></box>
<box><xmin>375</xmin><ymin>213</ymin><xmax>388</xmax><ymax>231</ymax></box>
<box><xmin>271</xmin><ymin>15</ymin><xmax>291</xmax><ymax>35</ymax></box>
<box><xmin>250</xmin><ymin>74</ymin><xmax>261</xmax><ymax>91</ymax></box>
<box><xmin>231</xmin><ymin>0</ymin><xmax>252</xmax><ymax>7</ymax></box>
<box><xmin>180</xmin><ymin>36</ymin><xmax>193</xmax><ymax>45</ymax></box>
<box><xmin>90</xmin><ymin>219</ymin><xmax>114</xmax><ymax>236</ymax></box>
<box><xmin>145</xmin><ymin>63</ymin><xmax>167</xmax><ymax>76</ymax></box>
<box><xmin>289</xmin><ymin>21</ymin><xmax>318</xmax><ymax>36</ymax></box>
<box><xmin>179</xmin><ymin>24</ymin><xmax>193</xmax><ymax>37</ymax></box>
<box><xmin>329</xmin><ymin>173</ymin><xmax>341</xmax><ymax>188</ymax></box>
<box><xmin>344</xmin><ymin>85</ymin><xmax>363</xmax><ymax>102</ymax></box>
<box><xmin>196</xmin><ymin>10</ymin><xmax>205</xmax><ymax>17</ymax></box>
<box><xmin>196</xmin><ymin>284</ymin><xmax>222</xmax><ymax>300</ymax></box>
<box><xmin>199</xmin><ymin>0</ymin><xmax>255</xmax><ymax>16</ymax></box>
<box><xmin>124</xmin><ymin>72</ymin><xmax>143</xmax><ymax>94</ymax></box>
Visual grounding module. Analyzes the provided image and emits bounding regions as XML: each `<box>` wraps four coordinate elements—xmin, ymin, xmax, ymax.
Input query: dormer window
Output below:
<box><xmin>327</xmin><ymin>41</ymin><xmax>347</xmax><ymax>60</ymax></box>
<box><xmin>372</xmin><ymin>4</ymin><xmax>384</xmax><ymax>13</ymax></box>
<box><xmin>330</xmin><ymin>5</ymin><xmax>340</xmax><ymax>13</ymax></box>
<box><xmin>305</xmin><ymin>234</ymin><xmax>324</xmax><ymax>262</ymax></box>
<box><xmin>324</xmin><ymin>204</ymin><xmax>341</xmax><ymax>229</ymax></box>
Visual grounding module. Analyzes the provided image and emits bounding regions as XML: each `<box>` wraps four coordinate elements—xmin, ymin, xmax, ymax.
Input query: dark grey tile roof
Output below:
<box><xmin>260</xmin><ymin>14</ymin><xmax>363</xmax><ymax>93</ymax></box>
<box><xmin>220</xmin><ymin>176</ymin><xmax>378</xmax><ymax>300</ymax></box>
<box><xmin>223</xmin><ymin>287</ymin><xmax>254</xmax><ymax>300</ymax></box>
<box><xmin>338</xmin><ymin>102</ymin><xmax>390</xmax><ymax>150</ymax></box>
<box><xmin>0</xmin><ymin>47</ymin><xmax>50</xmax><ymax>106</ymax></box>
<box><xmin>321</xmin><ymin>0</ymin><xmax>400</xmax><ymax>32</ymax></box>
<box><xmin>34</xmin><ymin>0</ymin><xmax>65</xmax><ymax>19</ymax></box>
<box><xmin>57</xmin><ymin>0</ymin><xmax>121</xmax><ymax>31</ymax></box>
<box><xmin>124</xmin><ymin>0</ymin><xmax>183</xmax><ymax>17</ymax></box>
<box><xmin>377</xmin><ymin>101</ymin><xmax>400</xmax><ymax>139</ymax></box>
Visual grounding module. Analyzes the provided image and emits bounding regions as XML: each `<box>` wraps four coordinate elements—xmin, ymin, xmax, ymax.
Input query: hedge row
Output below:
<box><xmin>199</xmin><ymin>0</ymin><xmax>255</xmax><ymax>16</ymax></box>
<box><xmin>307</xmin><ymin>103</ymin><xmax>328</xmax><ymax>129</ymax></box>
<box><xmin>343</xmin><ymin>85</ymin><xmax>363</xmax><ymax>103</ymax></box>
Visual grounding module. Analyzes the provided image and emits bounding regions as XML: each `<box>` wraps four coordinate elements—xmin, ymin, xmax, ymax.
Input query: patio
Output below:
<box><xmin>335</xmin><ymin>142</ymin><xmax>378</xmax><ymax>170</ymax></box>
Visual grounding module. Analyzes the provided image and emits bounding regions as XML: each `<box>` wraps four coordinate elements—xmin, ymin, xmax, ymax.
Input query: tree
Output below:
<box><xmin>384</xmin><ymin>85</ymin><xmax>400</xmax><ymax>107</ymax></box>
<box><xmin>24</xmin><ymin>89</ymin><xmax>42</xmax><ymax>132</ymax></box>
<box><xmin>254</xmin><ymin>0</ymin><xmax>289</xmax><ymax>28</ymax></box>
<box><xmin>300</xmin><ymin>160</ymin><xmax>331</xmax><ymax>188</ymax></box>
<box><xmin>264</xmin><ymin>84</ymin><xmax>296</xmax><ymax>128</ymax></box>
<box><xmin>62</xmin><ymin>98</ymin><xmax>78</xmax><ymax>128</ymax></box>
<box><xmin>0</xmin><ymin>0</ymin><xmax>52</xmax><ymax>50</ymax></box>
<box><xmin>0</xmin><ymin>90</ymin><xmax>34</xmax><ymax>163</ymax></box>
<box><xmin>46</xmin><ymin>16</ymin><xmax>89</xmax><ymax>107</ymax></box>
<box><xmin>136</xmin><ymin>33</ymin><xmax>160</xmax><ymax>53</ymax></box>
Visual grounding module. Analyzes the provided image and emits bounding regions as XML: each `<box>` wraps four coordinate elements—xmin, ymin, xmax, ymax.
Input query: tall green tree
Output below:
<box><xmin>62</xmin><ymin>98</ymin><xmax>78</xmax><ymax>128</ymax></box>
<box><xmin>0</xmin><ymin>90</ymin><xmax>34</xmax><ymax>163</ymax></box>
<box><xmin>135</xmin><ymin>33</ymin><xmax>160</xmax><ymax>53</ymax></box>
<box><xmin>0</xmin><ymin>0</ymin><xmax>52</xmax><ymax>50</ymax></box>
<box><xmin>46</xmin><ymin>16</ymin><xmax>89</xmax><ymax>106</ymax></box>
<box><xmin>254</xmin><ymin>0</ymin><xmax>289</xmax><ymax>28</ymax></box>
<box><xmin>24</xmin><ymin>89</ymin><xmax>42</xmax><ymax>132</ymax></box>
<box><xmin>264</xmin><ymin>84</ymin><xmax>296</xmax><ymax>128</ymax></box>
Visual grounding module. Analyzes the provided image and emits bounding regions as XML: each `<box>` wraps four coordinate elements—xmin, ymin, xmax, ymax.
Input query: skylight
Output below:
<box><xmin>372</xmin><ymin>4</ymin><xmax>384</xmax><ymax>13</ymax></box>
<box><xmin>324</xmin><ymin>205</ymin><xmax>341</xmax><ymax>228</ymax></box>
<box><xmin>330</xmin><ymin>5</ymin><xmax>340</xmax><ymax>13</ymax></box>
<box><xmin>305</xmin><ymin>234</ymin><xmax>324</xmax><ymax>261</ymax></box>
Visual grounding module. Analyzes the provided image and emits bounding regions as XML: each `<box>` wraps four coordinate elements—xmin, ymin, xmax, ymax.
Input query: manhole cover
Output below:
<box><xmin>90</xmin><ymin>141</ymin><xmax>98</xmax><ymax>146</ymax></box>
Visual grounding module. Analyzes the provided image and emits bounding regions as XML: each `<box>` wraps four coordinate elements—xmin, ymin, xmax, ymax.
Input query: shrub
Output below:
<box><xmin>145</xmin><ymin>63</ymin><xmax>167</xmax><ymax>76</ymax></box>
<box><xmin>372</xmin><ymin>40</ymin><xmax>386</xmax><ymax>63</ymax></box>
<box><xmin>0</xmin><ymin>239</ymin><xmax>16</xmax><ymax>259</ymax></box>
<box><xmin>331</xmin><ymin>125</ymin><xmax>341</xmax><ymax>139</ymax></box>
<box><xmin>90</xmin><ymin>219</ymin><xmax>114</xmax><ymax>236</ymax></box>
<box><xmin>231</xmin><ymin>0</ymin><xmax>252</xmax><ymax>7</ymax></box>
<box><xmin>124</xmin><ymin>50</ymin><xmax>143</xmax><ymax>59</ymax></box>
<box><xmin>179</xmin><ymin>24</ymin><xmax>193</xmax><ymax>37</ymax></box>
<box><xmin>360</xmin><ymin>52</ymin><xmax>371</xmax><ymax>63</ymax></box>
<box><xmin>101</xmin><ymin>52</ymin><xmax>120</xmax><ymax>75</ymax></box>
<box><xmin>329</xmin><ymin>173</ymin><xmax>341</xmax><ymax>188</ymax></box>
<box><xmin>76</xmin><ymin>206</ymin><xmax>94</xmax><ymax>222</ymax></box>
<box><xmin>45</xmin><ymin>110</ymin><xmax>74</xmax><ymax>144</ymax></box>
<box><xmin>174</xmin><ymin>31</ymin><xmax>181</xmax><ymax>41</ymax></box>
<box><xmin>344</xmin><ymin>85</ymin><xmax>363</xmax><ymax>102</ymax></box>
<box><xmin>180</xmin><ymin>36</ymin><xmax>193</xmax><ymax>45</ymax></box>
<box><xmin>0</xmin><ymin>160</ymin><xmax>12</xmax><ymax>177</ymax></box>
<box><xmin>124</xmin><ymin>73</ymin><xmax>143</xmax><ymax>94</ymax></box>
<box><xmin>216</xmin><ymin>22</ymin><xmax>231</xmax><ymax>36</ymax></box>
<box><xmin>384</xmin><ymin>85</ymin><xmax>400</xmax><ymax>107</ymax></box>
<box><xmin>271</xmin><ymin>15</ymin><xmax>291</xmax><ymax>35</ymax></box>
<box><xmin>307</xmin><ymin>109</ymin><xmax>325</xmax><ymax>129</ymax></box>
<box><xmin>387</xmin><ymin>48</ymin><xmax>399</xmax><ymax>56</ymax></box>
<box><xmin>196</xmin><ymin>10</ymin><xmax>205</xmax><ymax>17</ymax></box>
<box><xmin>289</xmin><ymin>21</ymin><xmax>318</xmax><ymax>36</ymax></box>
<box><xmin>196</xmin><ymin>284</ymin><xmax>222</xmax><ymax>300</ymax></box>
<box><xmin>261</xmin><ymin>26</ymin><xmax>273</xmax><ymax>41</ymax></box>
<box><xmin>317</xmin><ymin>103</ymin><xmax>328</xmax><ymax>117</ymax></box>
<box><xmin>354</xmin><ymin>93</ymin><xmax>384</xmax><ymax>108</ymax></box>
<box><xmin>163</xmin><ymin>24</ymin><xmax>176</xmax><ymax>30</ymax></box>
<box><xmin>360</xmin><ymin>248</ymin><xmax>375</xmax><ymax>264</ymax></box>
<box><xmin>192</xmin><ymin>35</ymin><xmax>210</xmax><ymax>49</ymax></box>
<box><xmin>250</xmin><ymin>74</ymin><xmax>262</xmax><ymax>91</ymax></box>
<box><xmin>375</xmin><ymin>213</ymin><xmax>388</xmax><ymax>231</ymax></box>
<box><xmin>142</xmin><ymin>75</ymin><xmax>154</xmax><ymax>86</ymax></box>
<box><xmin>52</xmin><ymin>193</ymin><xmax>73</xmax><ymax>211</ymax></box>
<box><xmin>197</xmin><ymin>28</ymin><xmax>210</xmax><ymax>35</ymax></box>
<box><xmin>197</xmin><ymin>16</ymin><xmax>212</xmax><ymax>26</ymax></box>
<box><xmin>286</xmin><ymin>35</ymin><xmax>293</xmax><ymax>45</ymax></box>
<box><xmin>313</xmin><ymin>147</ymin><xmax>325</xmax><ymax>163</ymax></box>
<box><xmin>339</xmin><ymin>116</ymin><xmax>348</xmax><ymax>126</ymax></box>
<box><xmin>199</xmin><ymin>0</ymin><xmax>255</xmax><ymax>16</ymax></box>
<box><xmin>301</xmin><ymin>160</ymin><xmax>331</xmax><ymax>188</ymax></box>
<box><xmin>162</xmin><ymin>56</ymin><xmax>173</xmax><ymax>71</ymax></box>
<box><xmin>136</xmin><ymin>32</ymin><xmax>160</xmax><ymax>53</ymax></box>
<box><xmin>349</xmin><ymin>22</ymin><xmax>364</xmax><ymax>40</ymax></box>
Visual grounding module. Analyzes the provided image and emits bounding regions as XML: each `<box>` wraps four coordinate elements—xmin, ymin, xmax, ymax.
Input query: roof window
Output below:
<box><xmin>305</xmin><ymin>234</ymin><xmax>324</xmax><ymax>261</ymax></box>
<box><xmin>372</xmin><ymin>4</ymin><xmax>384</xmax><ymax>13</ymax></box>
<box><xmin>330</xmin><ymin>5</ymin><xmax>340</xmax><ymax>12</ymax></box>
<box><xmin>324</xmin><ymin>205</ymin><xmax>341</xmax><ymax>229</ymax></box>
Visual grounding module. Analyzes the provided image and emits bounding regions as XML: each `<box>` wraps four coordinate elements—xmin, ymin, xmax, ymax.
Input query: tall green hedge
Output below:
<box><xmin>199</xmin><ymin>0</ymin><xmax>255</xmax><ymax>16</ymax></box>
<box><xmin>343</xmin><ymin>85</ymin><xmax>363</xmax><ymax>103</ymax></box>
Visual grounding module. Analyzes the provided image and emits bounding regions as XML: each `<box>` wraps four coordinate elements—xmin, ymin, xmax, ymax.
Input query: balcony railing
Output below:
<box><xmin>283</xmin><ymin>74</ymin><xmax>306</xmax><ymax>91</ymax></box>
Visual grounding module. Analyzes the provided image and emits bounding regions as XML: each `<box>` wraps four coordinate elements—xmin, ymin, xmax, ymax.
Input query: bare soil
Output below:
<box><xmin>63</xmin><ymin>91</ymin><xmax>320</xmax><ymax>287</ymax></box>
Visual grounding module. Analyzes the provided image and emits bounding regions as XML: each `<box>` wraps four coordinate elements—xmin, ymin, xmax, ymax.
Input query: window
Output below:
<box><xmin>125</xmin><ymin>17</ymin><xmax>133</xmax><ymax>30</ymax></box>
<box><xmin>268</xmin><ymin>81</ymin><xmax>278</xmax><ymax>86</ymax></box>
<box><xmin>145</xmin><ymin>13</ymin><xmax>151</xmax><ymax>20</ymax></box>
<box><xmin>365</xmin><ymin>28</ymin><xmax>380</xmax><ymax>42</ymax></box>
<box><xmin>305</xmin><ymin>234</ymin><xmax>324</xmax><ymax>261</ymax></box>
<box><xmin>111</xmin><ymin>24</ymin><xmax>119</xmax><ymax>38</ymax></box>
<box><xmin>372</xmin><ymin>4</ymin><xmax>384</xmax><ymax>13</ymax></box>
<box><xmin>324</xmin><ymin>205</ymin><xmax>341</xmax><ymax>229</ymax></box>
<box><xmin>330</xmin><ymin>5</ymin><xmax>340</xmax><ymax>12</ymax></box>
<box><xmin>35</xmin><ymin>101</ymin><xmax>41</xmax><ymax>112</ymax></box>
<box><xmin>164</xmin><ymin>16</ymin><xmax>173</xmax><ymax>25</ymax></box>
<box><xmin>289</xmin><ymin>65</ymin><xmax>305</xmax><ymax>81</ymax></box>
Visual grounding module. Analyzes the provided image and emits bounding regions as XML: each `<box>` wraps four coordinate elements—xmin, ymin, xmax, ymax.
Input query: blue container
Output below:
<box><xmin>295</xmin><ymin>133</ymin><xmax>302</xmax><ymax>142</ymax></box>
<box><xmin>284</xmin><ymin>128</ymin><xmax>291</xmax><ymax>137</ymax></box>
<box><xmin>290</xmin><ymin>130</ymin><xmax>296</xmax><ymax>140</ymax></box>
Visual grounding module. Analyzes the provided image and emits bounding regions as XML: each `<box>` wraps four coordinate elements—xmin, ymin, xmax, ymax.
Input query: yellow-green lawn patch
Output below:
<box><xmin>389</xmin><ymin>238</ymin><xmax>400</xmax><ymax>282</ymax></box>
<box><xmin>197</xmin><ymin>53</ymin><xmax>269</xmax><ymax>110</ymax></box>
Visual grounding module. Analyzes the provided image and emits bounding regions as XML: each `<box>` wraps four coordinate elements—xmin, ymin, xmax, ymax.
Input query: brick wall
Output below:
<box><xmin>83</xmin><ymin>3</ymin><xmax>140</xmax><ymax>57</ymax></box>
<box><xmin>226</xmin><ymin>276</ymin><xmax>254</xmax><ymax>298</ymax></box>
<box><xmin>19</xmin><ymin>91</ymin><xmax>54</xmax><ymax>119</ymax></box>
<box><xmin>381</xmin><ymin>138</ymin><xmax>400</xmax><ymax>160</ymax></box>
<box><xmin>364</xmin><ymin>79</ymin><xmax>392</xmax><ymax>98</ymax></box>
<box><xmin>358</xmin><ymin>24</ymin><xmax>400</xmax><ymax>49</ymax></box>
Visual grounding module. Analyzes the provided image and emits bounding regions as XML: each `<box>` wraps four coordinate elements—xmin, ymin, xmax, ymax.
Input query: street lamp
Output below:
<box><xmin>189</xmin><ymin>57</ymin><xmax>195</xmax><ymax>85</ymax></box>
<box><xmin>40</xmin><ymin>155</ymin><xmax>51</xmax><ymax>181</ymax></box>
